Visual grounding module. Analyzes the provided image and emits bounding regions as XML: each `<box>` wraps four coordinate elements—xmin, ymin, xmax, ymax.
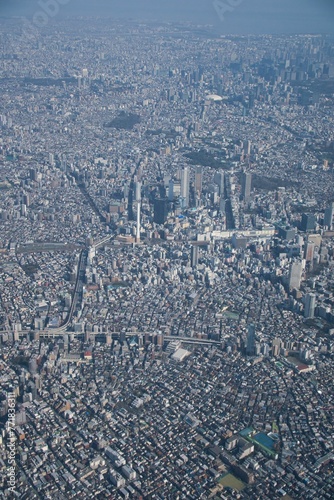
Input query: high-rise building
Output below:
<box><xmin>304</xmin><ymin>293</ymin><xmax>316</xmax><ymax>319</ymax></box>
<box><xmin>272</xmin><ymin>338</ymin><xmax>281</xmax><ymax>357</ymax></box>
<box><xmin>301</xmin><ymin>213</ymin><xmax>316</xmax><ymax>232</ymax></box>
<box><xmin>23</xmin><ymin>194</ymin><xmax>30</xmax><ymax>207</ymax></box>
<box><xmin>277</xmin><ymin>225</ymin><xmax>296</xmax><ymax>241</ymax></box>
<box><xmin>180</xmin><ymin>167</ymin><xmax>189</xmax><ymax>208</ymax></box>
<box><xmin>214</xmin><ymin>172</ymin><xmax>225</xmax><ymax>196</ymax></box>
<box><xmin>289</xmin><ymin>261</ymin><xmax>302</xmax><ymax>290</ymax></box>
<box><xmin>21</xmin><ymin>204</ymin><xmax>27</xmax><ymax>217</ymax></box>
<box><xmin>29</xmin><ymin>168</ymin><xmax>37</xmax><ymax>181</ymax></box>
<box><xmin>191</xmin><ymin>245</ymin><xmax>199</xmax><ymax>268</ymax></box>
<box><xmin>262</xmin><ymin>343</ymin><xmax>270</xmax><ymax>356</ymax></box>
<box><xmin>242</xmin><ymin>172</ymin><xmax>252</xmax><ymax>201</ymax></box>
<box><xmin>304</xmin><ymin>241</ymin><xmax>315</xmax><ymax>262</ymax></box>
<box><xmin>324</xmin><ymin>203</ymin><xmax>334</xmax><ymax>229</ymax></box>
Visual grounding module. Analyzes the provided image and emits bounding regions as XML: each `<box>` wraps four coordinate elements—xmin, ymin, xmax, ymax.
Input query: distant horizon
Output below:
<box><xmin>1</xmin><ymin>16</ymin><xmax>334</xmax><ymax>38</ymax></box>
<box><xmin>2</xmin><ymin>13</ymin><xmax>334</xmax><ymax>30</ymax></box>
<box><xmin>1</xmin><ymin>0</ymin><xmax>334</xmax><ymax>36</ymax></box>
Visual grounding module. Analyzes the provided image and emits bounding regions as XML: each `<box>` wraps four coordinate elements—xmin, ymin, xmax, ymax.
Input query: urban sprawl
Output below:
<box><xmin>0</xmin><ymin>18</ymin><xmax>334</xmax><ymax>500</ymax></box>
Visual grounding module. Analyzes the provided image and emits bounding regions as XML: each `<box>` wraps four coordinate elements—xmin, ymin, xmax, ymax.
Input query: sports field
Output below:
<box><xmin>219</xmin><ymin>473</ymin><xmax>245</xmax><ymax>491</ymax></box>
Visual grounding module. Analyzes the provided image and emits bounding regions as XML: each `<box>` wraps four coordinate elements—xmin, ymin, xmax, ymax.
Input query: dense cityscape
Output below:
<box><xmin>0</xmin><ymin>14</ymin><xmax>334</xmax><ymax>499</ymax></box>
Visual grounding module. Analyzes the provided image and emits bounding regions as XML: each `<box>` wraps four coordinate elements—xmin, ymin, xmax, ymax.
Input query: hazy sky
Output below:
<box><xmin>1</xmin><ymin>0</ymin><xmax>334</xmax><ymax>34</ymax></box>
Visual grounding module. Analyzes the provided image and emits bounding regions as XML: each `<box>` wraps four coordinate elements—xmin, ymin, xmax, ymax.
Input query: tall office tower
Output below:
<box><xmin>246</xmin><ymin>324</ymin><xmax>256</xmax><ymax>356</ymax></box>
<box><xmin>304</xmin><ymin>293</ymin><xmax>316</xmax><ymax>319</ymax></box>
<box><xmin>154</xmin><ymin>198</ymin><xmax>168</xmax><ymax>225</ymax></box>
<box><xmin>242</xmin><ymin>172</ymin><xmax>252</xmax><ymax>201</ymax></box>
<box><xmin>21</xmin><ymin>204</ymin><xmax>27</xmax><ymax>216</ymax></box>
<box><xmin>213</xmin><ymin>172</ymin><xmax>224</xmax><ymax>196</ymax></box>
<box><xmin>23</xmin><ymin>194</ymin><xmax>30</xmax><ymax>207</ymax></box>
<box><xmin>180</xmin><ymin>167</ymin><xmax>189</xmax><ymax>208</ymax></box>
<box><xmin>29</xmin><ymin>168</ymin><xmax>37</xmax><ymax>181</ymax></box>
<box><xmin>304</xmin><ymin>241</ymin><xmax>315</xmax><ymax>262</ymax></box>
<box><xmin>289</xmin><ymin>261</ymin><xmax>302</xmax><ymax>290</ymax></box>
<box><xmin>195</xmin><ymin>166</ymin><xmax>202</xmax><ymax>196</ymax></box>
<box><xmin>324</xmin><ymin>203</ymin><xmax>334</xmax><ymax>229</ymax></box>
<box><xmin>301</xmin><ymin>213</ymin><xmax>316</xmax><ymax>232</ymax></box>
<box><xmin>272</xmin><ymin>338</ymin><xmax>281</xmax><ymax>357</ymax></box>
<box><xmin>191</xmin><ymin>245</ymin><xmax>199</xmax><ymax>268</ymax></box>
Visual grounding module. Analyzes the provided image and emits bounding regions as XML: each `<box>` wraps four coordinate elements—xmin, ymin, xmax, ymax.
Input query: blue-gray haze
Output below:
<box><xmin>1</xmin><ymin>0</ymin><xmax>334</xmax><ymax>34</ymax></box>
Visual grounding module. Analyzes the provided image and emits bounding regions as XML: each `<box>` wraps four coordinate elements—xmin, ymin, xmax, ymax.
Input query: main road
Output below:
<box><xmin>44</xmin><ymin>248</ymin><xmax>88</xmax><ymax>335</ymax></box>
